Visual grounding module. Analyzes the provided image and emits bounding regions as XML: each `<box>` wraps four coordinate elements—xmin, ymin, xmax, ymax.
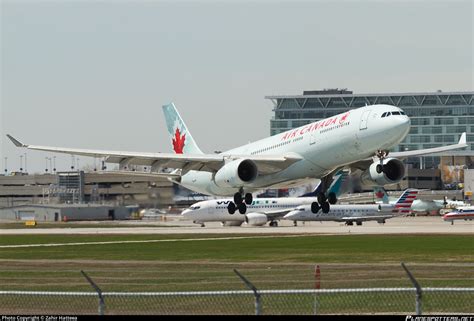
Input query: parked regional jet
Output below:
<box><xmin>181</xmin><ymin>171</ymin><xmax>348</xmax><ymax>227</ymax></box>
<box><xmin>7</xmin><ymin>102</ymin><xmax>467</xmax><ymax>215</ymax></box>
<box><xmin>283</xmin><ymin>189</ymin><xmax>419</xmax><ymax>225</ymax></box>
<box><xmin>443</xmin><ymin>206</ymin><xmax>474</xmax><ymax>225</ymax></box>
<box><xmin>375</xmin><ymin>186</ymin><xmax>467</xmax><ymax>215</ymax></box>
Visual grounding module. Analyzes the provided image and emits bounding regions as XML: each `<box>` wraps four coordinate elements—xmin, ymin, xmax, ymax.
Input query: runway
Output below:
<box><xmin>0</xmin><ymin>216</ymin><xmax>472</xmax><ymax>235</ymax></box>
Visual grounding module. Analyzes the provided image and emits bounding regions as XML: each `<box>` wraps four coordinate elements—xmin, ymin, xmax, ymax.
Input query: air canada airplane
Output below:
<box><xmin>7</xmin><ymin>103</ymin><xmax>467</xmax><ymax>214</ymax></box>
<box><xmin>283</xmin><ymin>189</ymin><xmax>419</xmax><ymax>225</ymax></box>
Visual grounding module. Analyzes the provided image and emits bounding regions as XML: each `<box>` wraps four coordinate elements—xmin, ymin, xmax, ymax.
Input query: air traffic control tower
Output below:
<box><xmin>266</xmin><ymin>89</ymin><xmax>474</xmax><ymax>188</ymax></box>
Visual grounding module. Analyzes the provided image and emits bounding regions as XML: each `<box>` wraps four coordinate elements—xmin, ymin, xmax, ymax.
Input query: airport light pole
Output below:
<box><xmin>53</xmin><ymin>156</ymin><xmax>56</xmax><ymax>173</ymax></box>
<box><xmin>19</xmin><ymin>155</ymin><xmax>23</xmax><ymax>172</ymax></box>
<box><xmin>3</xmin><ymin>157</ymin><xmax>7</xmax><ymax>175</ymax></box>
<box><xmin>45</xmin><ymin>157</ymin><xmax>49</xmax><ymax>173</ymax></box>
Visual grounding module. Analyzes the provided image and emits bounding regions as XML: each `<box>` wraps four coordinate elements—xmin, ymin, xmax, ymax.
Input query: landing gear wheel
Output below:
<box><xmin>321</xmin><ymin>202</ymin><xmax>330</xmax><ymax>213</ymax></box>
<box><xmin>227</xmin><ymin>202</ymin><xmax>236</xmax><ymax>214</ymax></box>
<box><xmin>346</xmin><ymin>221</ymin><xmax>353</xmax><ymax>226</ymax></box>
<box><xmin>356</xmin><ymin>221</ymin><xmax>362</xmax><ymax>226</ymax></box>
<box><xmin>311</xmin><ymin>202</ymin><xmax>320</xmax><ymax>214</ymax></box>
<box><xmin>269</xmin><ymin>221</ymin><xmax>278</xmax><ymax>227</ymax></box>
<box><xmin>234</xmin><ymin>193</ymin><xmax>243</xmax><ymax>205</ymax></box>
<box><xmin>317</xmin><ymin>192</ymin><xmax>327</xmax><ymax>204</ymax></box>
<box><xmin>238</xmin><ymin>203</ymin><xmax>247</xmax><ymax>214</ymax></box>
<box><xmin>327</xmin><ymin>192</ymin><xmax>337</xmax><ymax>205</ymax></box>
<box><xmin>244</xmin><ymin>193</ymin><xmax>253</xmax><ymax>205</ymax></box>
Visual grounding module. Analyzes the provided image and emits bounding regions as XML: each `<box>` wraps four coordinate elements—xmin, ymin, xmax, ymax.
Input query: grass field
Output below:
<box><xmin>0</xmin><ymin>234</ymin><xmax>472</xmax><ymax>292</ymax></box>
<box><xmin>0</xmin><ymin>233</ymin><xmax>472</xmax><ymax>314</ymax></box>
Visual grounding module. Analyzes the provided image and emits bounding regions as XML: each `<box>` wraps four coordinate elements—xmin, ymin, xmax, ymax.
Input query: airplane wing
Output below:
<box><xmin>389</xmin><ymin>132</ymin><xmax>467</xmax><ymax>158</ymax></box>
<box><xmin>349</xmin><ymin>132</ymin><xmax>468</xmax><ymax>171</ymax></box>
<box><xmin>6</xmin><ymin>135</ymin><xmax>302</xmax><ymax>175</ymax></box>
<box><xmin>95</xmin><ymin>170</ymin><xmax>181</xmax><ymax>179</ymax></box>
<box><xmin>247</xmin><ymin>208</ymin><xmax>295</xmax><ymax>220</ymax></box>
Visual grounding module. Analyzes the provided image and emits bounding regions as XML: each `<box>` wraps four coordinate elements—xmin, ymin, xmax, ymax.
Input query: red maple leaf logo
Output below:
<box><xmin>375</xmin><ymin>191</ymin><xmax>385</xmax><ymax>199</ymax></box>
<box><xmin>339</xmin><ymin>112</ymin><xmax>350</xmax><ymax>124</ymax></box>
<box><xmin>172</xmin><ymin>128</ymin><xmax>186</xmax><ymax>154</ymax></box>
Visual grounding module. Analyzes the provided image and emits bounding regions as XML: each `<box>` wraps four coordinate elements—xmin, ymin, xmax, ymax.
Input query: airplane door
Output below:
<box><xmin>359</xmin><ymin>110</ymin><xmax>371</xmax><ymax>130</ymax></box>
<box><xmin>310</xmin><ymin>133</ymin><xmax>316</xmax><ymax>145</ymax></box>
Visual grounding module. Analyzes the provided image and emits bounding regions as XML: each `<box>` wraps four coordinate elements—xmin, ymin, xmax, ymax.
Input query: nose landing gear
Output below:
<box><xmin>375</xmin><ymin>150</ymin><xmax>390</xmax><ymax>174</ymax></box>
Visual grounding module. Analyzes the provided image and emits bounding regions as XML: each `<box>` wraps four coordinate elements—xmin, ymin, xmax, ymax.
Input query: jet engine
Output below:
<box><xmin>244</xmin><ymin>213</ymin><xmax>268</xmax><ymax>226</ymax></box>
<box><xmin>360</xmin><ymin>158</ymin><xmax>405</xmax><ymax>186</ymax></box>
<box><xmin>214</xmin><ymin>159</ymin><xmax>258</xmax><ymax>188</ymax></box>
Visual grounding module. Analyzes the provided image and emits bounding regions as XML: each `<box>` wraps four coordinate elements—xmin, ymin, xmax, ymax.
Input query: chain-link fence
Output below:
<box><xmin>1</xmin><ymin>287</ymin><xmax>473</xmax><ymax>315</ymax></box>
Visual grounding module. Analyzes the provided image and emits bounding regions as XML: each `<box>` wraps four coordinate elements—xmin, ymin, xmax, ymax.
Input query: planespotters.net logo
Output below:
<box><xmin>406</xmin><ymin>316</ymin><xmax>473</xmax><ymax>321</ymax></box>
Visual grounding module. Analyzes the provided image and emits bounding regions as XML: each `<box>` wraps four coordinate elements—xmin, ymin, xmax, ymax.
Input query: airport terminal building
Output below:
<box><xmin>266</xmin><ymin>89</ymin><xmax>474</xmax><ymax>189</ymax></box>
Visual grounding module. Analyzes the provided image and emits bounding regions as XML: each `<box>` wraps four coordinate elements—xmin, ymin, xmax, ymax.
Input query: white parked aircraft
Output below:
<box><xmin>443</xmin><ymin>206</ymin><xmax>474</xmax><ymax>225</ymax></box>
<box><xmin>374</xmin><ymin>186</ymin><xmax>467</xmax><ymax>215</ymax></box>
<box><xmin>181</xmin><ymin>171</ymin><xmax>347</xmax><ymax>227</ymax></box>
<box><xmin>7</xmin><ymin>103</ymin><xmax>467</xmax><ymax>214</ymax></box>
<box><xmin>283</xmin><ymin>189</ymin><xmax>419</xmax><ymax>225</ymax></box>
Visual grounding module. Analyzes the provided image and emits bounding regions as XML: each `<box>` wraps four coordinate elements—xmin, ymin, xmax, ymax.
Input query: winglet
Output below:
<box><xmin>459</xmin><ymin>132</ymin><xmax>467</xmax><ymax>146</ymax></box>
<box><xmin>6</xmin><ymin>134</ymin><xmax>28</xmax><ymax>148</ymax></box>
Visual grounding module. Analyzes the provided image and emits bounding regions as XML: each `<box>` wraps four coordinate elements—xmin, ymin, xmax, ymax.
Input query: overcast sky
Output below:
<box><xmin>1</xmin><ymin>0</ymin><xmax>473</xmax><ymax>173</ymax></box>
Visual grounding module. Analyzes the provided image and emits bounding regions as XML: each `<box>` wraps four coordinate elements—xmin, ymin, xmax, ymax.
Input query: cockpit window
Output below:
<box><xmin>392</xmin><ymin>111</ymin><xmax>401</xmax><ymax>115</ymax></box>
<box><xmin>400</xmin><ymin>111</ymin><xmax>406</xmax><ymax>115</ymax></box>
<box><xmin>381</xmin><ymin>112</ymin><xmax>387</xmax><ymax>118</ymax></box>
<box><xmin>190</xmin><ymin>206</ymin><xmax>200</xmax><ymax>210</ymax></box>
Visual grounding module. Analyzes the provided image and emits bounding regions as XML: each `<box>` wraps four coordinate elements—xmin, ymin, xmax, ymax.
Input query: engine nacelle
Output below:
<box><xmin>245</xmin><ymin>213</ymin><xmax>268</xmax><ymax>226</ymax></box>
<box><xmin>360</xmin><ymin>158</ymin><xmax>405</xmax><ymax>186</ymax></box>
<box><xmin>214</xmin><ymin>159</ymin><xmax>258</xmax><ymax>188</ymax></box>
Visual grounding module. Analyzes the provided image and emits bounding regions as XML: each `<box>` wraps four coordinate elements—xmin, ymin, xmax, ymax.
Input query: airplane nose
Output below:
<box><xmin>181</xmin><ymin>209</ymin><xmax>190</xmax><ymax>217</ymax></box>
<box><xmin>391</xmin><ymin>116</ymin><xmax>410</xmax><ymax>135</ymax></box>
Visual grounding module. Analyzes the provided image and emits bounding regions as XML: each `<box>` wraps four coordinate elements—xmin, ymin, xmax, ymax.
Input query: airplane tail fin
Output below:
<box><xmin>374</xmin><ymin>186</ymin><xmax>390</xmax><ymax>204</ymax></box>
<box><xmin>392</xmin><ymin>189</ymin><xmax>418</xmax><ymax>215</ymax></box>
<box><xmin>300</xmin><ymin>170</ymin><xmax>348</xmax><ymax>197</ymax></box>
<box><xmin>162</xmin><ymin>102</ymin><xmax>203</xmax><ymax>154</ymax></box>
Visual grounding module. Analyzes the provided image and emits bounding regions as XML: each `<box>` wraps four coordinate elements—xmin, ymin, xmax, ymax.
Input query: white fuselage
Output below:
<box><xmin>176</xmin><ymin>104</ymin><xmax>410</xmax><ymax>196</ymax></box>
<box><xmin>283</xmin><ymin>204</ymin><xmax>395</xmax><ymax>223</ymax></box>
<box><xmin>181</xmin><ymin>197</ymin><xmax>317</xmax><ymax>223</ymax></box>
<box><xmin>443</xmin><ymin>206</ymin><xmax>474</xmax><ymax>222</ymax></box>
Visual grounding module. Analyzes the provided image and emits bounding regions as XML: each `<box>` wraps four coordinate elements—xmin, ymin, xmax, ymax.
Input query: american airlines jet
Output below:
<box><xmin>7</xmin><ymin>103</ymin><xmax>467</xmax><ymax>214</ymax></box>
<box><xmin>283</xmin><ymin>189</ymin><xmax>419</xmax><ymax>225</ymax></box>
<box><xmin>443</xmin><ymin>206</ymin><xmax>474</xmax><ymax>225</ymax></box>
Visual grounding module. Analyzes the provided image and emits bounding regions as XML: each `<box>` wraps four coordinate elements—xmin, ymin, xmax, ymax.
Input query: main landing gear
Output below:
<box><xmin>227</xmin><ymin>190</ymin><xmax>253</xmax><ymax>215</ymax></box>
<box><xmin>310</xmin><ymin>191</ymin><xmax>337</xmax><ymax>214</ymax></box>
<box><xmin>375</xmin><ymin>150</ymin><xmax>390</xmax><ymax>174</ymax></box>
<box><xmin>310</xmin><ymin>173</ymin><xmax>338</xmax><ymax>214</ymax></box>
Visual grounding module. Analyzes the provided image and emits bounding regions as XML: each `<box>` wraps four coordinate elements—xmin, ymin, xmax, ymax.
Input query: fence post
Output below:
<box><xmin>81</xmin><ymin>270</ymin><xmax>105</xmax><ymax>315</ymax></box>
<box><xmin>401</xmin><ymin>262</ymin><xmax>422</xmax><ymax>315</ymax></box>
<box><xmin>234</xmin><ymin>269</ymin><xmax>261</xmax><ymax>315</ymax></box>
